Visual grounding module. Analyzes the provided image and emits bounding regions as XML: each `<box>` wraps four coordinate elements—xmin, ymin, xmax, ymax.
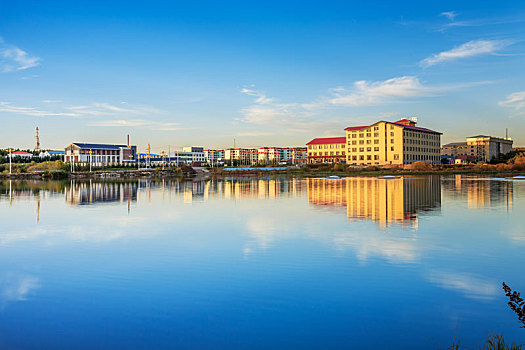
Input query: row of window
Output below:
<box><xmin>308</xmin><ymin>144</ymin><xmax>344</xmax><ymax>150</ymax></box>
<box><xmin>404</xmin><ymin>146</ymin><xmax>439</xmax><ymax>153</ymax></box>
<box><xmin>308</xmin><ymin>151</ymin><xmax>346</xmax><ymax>156</ymax></box>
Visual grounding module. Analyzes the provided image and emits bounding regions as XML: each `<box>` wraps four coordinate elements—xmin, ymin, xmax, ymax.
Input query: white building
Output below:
<box><xmin>64</xmin><ymin>143</ymin><xmax>137</xmax><ymax>166</ymax></box>
<box><xmin>39</xmin><ymin>150</ymin><xmax>65</xmax><ymax>159</ymax></box>
<box><xmin>182</xmin><ymin>146</ymin><xmax>206</xmax><ymax>164</ymax></box>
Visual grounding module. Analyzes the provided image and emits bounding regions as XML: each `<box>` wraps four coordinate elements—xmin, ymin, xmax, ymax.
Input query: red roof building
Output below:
<box><xmin>10</xmin><ymin>151</ymin><xmax>33</xmax><ymax>157</ymax></box>
<box><xmin>306</xmin><ymin>137</ymin><xmax>346</xmax><ymax>163</ymax></box>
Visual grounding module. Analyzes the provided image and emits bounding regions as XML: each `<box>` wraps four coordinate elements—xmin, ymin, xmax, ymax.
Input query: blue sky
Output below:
<box><xmin>0</xmin><ymin>0</ymin><xmax>524</xmax><ymax>152</ymax></box>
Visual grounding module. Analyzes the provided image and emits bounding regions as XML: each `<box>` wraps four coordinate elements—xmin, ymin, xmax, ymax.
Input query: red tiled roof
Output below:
<box><xmin>395</xmin><ymin>118</ymin><xmax>411</xmax><ymax>123</ymax></box>
<box><xmin>344</xmin><ymin>126</ymin><xmax>368</xmax><ymax>131</ymax></box>
<box><xmin>306</xmin><ymin>137</ymin><xmax>346</xmax><ymax>145</ymax></box>
<box><xmin>11</xmin><ymin>151</ymin><xmax>33</xmax><ymax>155</ymax></box>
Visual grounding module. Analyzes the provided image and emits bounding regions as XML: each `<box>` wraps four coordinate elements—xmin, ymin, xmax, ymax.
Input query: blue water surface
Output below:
<box><xmin>0</xmin><ymin>175</ymin><xmax>524</xmax><ymax>349</ymax></box>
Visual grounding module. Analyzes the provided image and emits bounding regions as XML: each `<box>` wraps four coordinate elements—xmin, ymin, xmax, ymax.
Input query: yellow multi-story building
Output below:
<box><xmin>306</xmin><ymin>137</ymin><xmax>346</xmax><ymax>163</ymax></box>
<box><xmin>345</xmin><ymin>118</ymin><xmax>441</xmax><ymax>166</ymax></box>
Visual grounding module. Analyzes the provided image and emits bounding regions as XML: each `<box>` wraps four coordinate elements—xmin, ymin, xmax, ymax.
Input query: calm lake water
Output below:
<box><xmin>0</xmin><ymin>175</ymin><xmax>524</xmax><ymax>349</ymax></box>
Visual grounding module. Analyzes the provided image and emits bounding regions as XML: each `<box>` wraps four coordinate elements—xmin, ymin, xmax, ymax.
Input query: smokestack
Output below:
<box><xmin>127</xmin><ymin>134</ymin><xmax>130</xmax><ymax>147</ymax></box>
<box><xmin>506</xmin><ymin>128</ymin><xmax>508</xmax><ymax>140</ymax></box>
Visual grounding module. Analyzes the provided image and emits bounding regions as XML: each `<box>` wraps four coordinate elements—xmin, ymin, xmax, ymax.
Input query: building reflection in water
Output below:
<box><xmin>65</xmin><ymin>180</ymin><xmax>139</xmax><ymax>205</ymax></box>
<box><xmin>307</xmin><ymin>177</ymin><xmax>441</xmax><ymax>228</ymax></box>
<box><xmin>442</xmin><ymin>175</ymin><xmax>513</xmax><ymax>210</ymax></box>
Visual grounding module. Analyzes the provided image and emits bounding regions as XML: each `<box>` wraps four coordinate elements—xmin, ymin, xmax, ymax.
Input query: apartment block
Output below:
<box><xmin>345</xmin><ymin>119</ymin><xmax>441</xmax><ymax>166</ymax></box>
<box><xmin>306</xmin><ymin>137</ymin><xmax>346</xmax><ymax>163</ymax></box>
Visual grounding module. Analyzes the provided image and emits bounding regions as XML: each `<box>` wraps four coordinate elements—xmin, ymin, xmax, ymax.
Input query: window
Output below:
<box><xmin>374</xmin><ymin>147</ymin><xmax>379</xmax><ymax>151</ymax></box>
<box><xmin>352</xmin><ymin>134</ymin><xmax>356</xmax><ymax>138</ymax></box>
<box><xmin>352</xmin><ymin>156</ymin><xmax>357</xmax><ymax>160</ymax></box>
<box><xmin>374</xmin><ymin>126</ymin><xmax>379</xmax><ymax>130</ymax></box>
<box><xmin>359</xmin><ymin>148</ymin><xmax>364</xmax><ymax>152</ymax></box>
<box><xmin>359</xmin><ymin>140</ymin><xmax>364</xmax><ymax>145</ymax></box>
<box><xmin>359</xmin><ymin>134</ymin><xmax>364</xmax><ymax>138</ymax></box>
<box><xmin>390</xmin><ymin>139</ymin><xmax>394</xmax><ymax>143</ymax></box>
<box><xmin>394</xmin><ymin>154</ymin><xmax>399</xmax><ymax>160</ymax></box>
<box><xmin>374</xmin><ymin>140</ymin><xmax>379</xmax><ymax>144</ymax></box>
<box><xmin>367</xmin><ymin>155</ymin><xmax>372</xmax><ymax>160</ymax></box>
<box><xmin>390</xmin><ymin>125</ymin><xmax>394</xmax><ymax>130</ymax></box>
<box><xmin>367</xmin><ymin>147</ymin><xmax>371</xmax><ymax>151</ymax></box>
<box><xmin>374</xmin><ymin>155</ymin><xmax>379</xmax><ymax>160</ymax></box>
<box><xmin>352</xmin><ymin>148</ymin><xmax>356</xmax><ymax>152</ymax></box>
<box><xmin>359</xmin><ymin>155</ymin><xmax>364</xmax><ymax>160</ymax></box>
<box><xmin>352</xmin><ymin>141</ymin><xmax>357</xmax><ymax>145</ymax></box>
<box><xmin>391</xmin><ymin>147</ymin><xmax>394</xmax><ymax>151</ymax></box>
<box><xmin>366</xmin><ymin>133</ymin><xmax>371</xmax><ymax>138</ymax></box>
<box><xmin>390</xmin><ymin>132</ymin><xmax>394</xmax><ymax>136</ymax></box>
<box><xmin>374</xmin><ymin>133</ymin><xmax>379</xmax><ymax>137</ymax></box>
<box><xmin>366</xmin><ymin>140</ymin><xmax>371</xmax><ymax>144</ymax></box>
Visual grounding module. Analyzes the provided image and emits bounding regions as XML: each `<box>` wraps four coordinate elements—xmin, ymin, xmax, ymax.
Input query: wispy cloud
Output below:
<box><xmin>420</xmin><ymin>39</ymin><xmax>511</xmax><ymax>67</ymax></box>
<box><xmin>67</xmin><ymin>102</ymin><xmax>161</xmax><ymax>116</ymax></box>
<box><xmin>499</xmin><ymin>91</ymin><xmax>525</xmax><ymax>118</ymax></box>
<box><xmin>238</xmin><ymin>77</ymin><xmax>490</xmax><ymax>134</ymax></box>
<box><xmin>440</xmin><ymin>11</ymin><xmax>458</xmax><ymax>20</ymax></box>
<box><xmin>0</xmin><ymin>102</ymin><xmax>80</xmax><ymax>117</ymax></box>
<box><xmin>239</xmin><ymin>87</ymin><xmax>345</xmax><ymax>134</ymax></box>
<box><xmin>88</xmin><ymin>119</ymin><xmax>185</xmax><ymax>131</ymax></box>
<box><xmin>499</xmin><ymin>91</ymin><xmax>525</xmax><ymax>111</ymax></box>
<box><xmin>0</xmin><ymin>38</ymin><xmax>41</xmax><ymax>73</ymax></box>
<box><xmin>328</xmin><ymin>76</ymin><xmax>434</xmax><ymax>106</ymax></box>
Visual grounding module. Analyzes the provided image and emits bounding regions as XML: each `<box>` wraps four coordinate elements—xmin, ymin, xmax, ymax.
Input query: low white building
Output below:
<box><xmin>39</xmin><ymin>150</ymin><xmax>65</xmax><ymax>159</ymax></box>
<box><xmin>64</xmin><ymin>143</ymin><xmax>137</xmax><ymax>166</ymax></box>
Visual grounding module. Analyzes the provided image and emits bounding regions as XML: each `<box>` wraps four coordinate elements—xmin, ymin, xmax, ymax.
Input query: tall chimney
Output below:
<box><xmin>506</xmin><ymin>128</ymin><xmax>508</xmax><ymax>140</ymax></box>
<box><xmin>127</xmin><ymin>134</ymin><xmax>130</xmax><ymax>147</ymax></box>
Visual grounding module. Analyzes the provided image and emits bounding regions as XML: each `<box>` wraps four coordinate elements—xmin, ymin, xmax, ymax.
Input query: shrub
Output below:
<box><xmin>333</xmin><ymin>163</ymin><xmax>344</xmax><ymax>171</ymax></box>
<box><xmin>408</xmin><ymin>161</ymin><xmax>431</xmax><ymax>171</ymax></box>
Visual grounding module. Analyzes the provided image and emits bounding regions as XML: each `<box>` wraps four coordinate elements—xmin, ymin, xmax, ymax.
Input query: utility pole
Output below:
<box><xmin>8</xmin><ymin>148</ymin><xmax>12</xmax><ymax>174</ymax></box>
<box><xmin>147</xmin><ymin>144</ymin><xmax>151</xmax><ymax>168</ymax></box>
<box><xmin>88</xmin><ymin>150</ymin><xmax>92</xmax><ymax>172</ymax></box>
<box><xmin>168</xmin><ymin>145</ymin><xmax>171</xmax><ymax>167</ymax></box>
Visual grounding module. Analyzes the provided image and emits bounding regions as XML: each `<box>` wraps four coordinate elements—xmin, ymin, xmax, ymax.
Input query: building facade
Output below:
<box><xmin>182</xmin><ymin>146</ymin><xmax>206</xmax><ymax>164</ymax></box>
<box><xmin>441</xmin><ymin>136</ymin><xmax>513</xmax><ymax>162</ymax></box>
<box><xmin>466</xmin><ymin>135</ymin><xmax>513</xmax><ymax>162</ymax></box>
<box><xmin>306</xmin><ymin>137</ymin><xmax>346</xmax><ymax>163</ymax></box>
<box><xmin>345</xmin><ymin>119</ymin><xmax>441</xmax><ymax>166</ymax></box>
<box><xmin>65</xmin><ymin>143</ymin><xmax>137</xmax><ymax>166</ymax></box>
<box><xmin>204</xmin><ymin>149</ymin><xmax>225</xmax><ymax>165</ymax></box>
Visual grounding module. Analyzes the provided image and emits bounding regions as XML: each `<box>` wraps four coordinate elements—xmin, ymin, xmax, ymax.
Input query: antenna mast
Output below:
<box><xmin>35</xmin><ymin>127</ymin><xmax>41</xmax><ymax>152</ymax></box>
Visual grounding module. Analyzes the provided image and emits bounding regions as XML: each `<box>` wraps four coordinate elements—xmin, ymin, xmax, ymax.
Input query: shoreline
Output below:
<box><xmin>1</xmin><ymin>167</ymin><xmax>524</xmax><ymax>180</ymax></box>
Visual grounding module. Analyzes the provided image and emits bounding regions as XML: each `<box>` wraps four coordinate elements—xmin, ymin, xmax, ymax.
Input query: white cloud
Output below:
<box><xmin>241</xmin><ymin>88</ymin><xmax>273</xmax><ymax>104</ymax></box>
<box><xmin>328</xmin><ymin>76</ymin><xmax>434</xmax><ymax>106</ymax></box>
<box><xmin>420</xmin><ymin>39</ymin><xmax>510</xmax><ymax>67</ymax></box>
<box><xmin>499</xmin><ymin>91</ymin><xmax>525</xmax><ymax>111</ymax></box>
<box><xmin>0</xmin><ymin>102</ymin><xmax>80</xmax><ymax>117</ymax></box>
<box><xmin>0</xmin><ymin>39</ymin><xmax>40</xmax><ymax>72</ymax></box>
<box><xmin>440</xmin><ymin>11</ymin><xmax>458</xmax><ymax>20</ymax></box>
<box><xmin>88</xmin><ymin>119</ymin><xmax>185</xmax><ymax>131</ymax></box>
<box><xmin>67</xmin><ymin>102</ymin><xmax>161</xmax><ymax>116</ymax></box>
<box><xmin>426</xmin><ymin>270</ymin><xmax>498</xmax><ymax>300</ymax></box>
<box><xmin>238</xmin><ymin>90</ymin><xmax>345</xmax><ymax>134</ymax></box>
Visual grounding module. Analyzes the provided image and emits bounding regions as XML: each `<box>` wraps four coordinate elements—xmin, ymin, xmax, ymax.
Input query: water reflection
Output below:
<box><xmin>442</xmin><ymin>175</ymin><xmax>513</xmax><ymax>209</ymax></box>
<box><xmin>2</xmin><ymin>176</ymin><xmax>520</xmax><ymax>221</ymax></box>
<box><xmin>65</xmin><ymin>181</ymin><xmax>139</xmax><ymax>205</ymax></box>
<box><xmin>307</xmin><ymin>177</ymin><xmax>441</xmax><ymax>228</ymax></box>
